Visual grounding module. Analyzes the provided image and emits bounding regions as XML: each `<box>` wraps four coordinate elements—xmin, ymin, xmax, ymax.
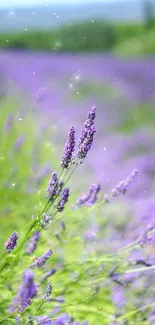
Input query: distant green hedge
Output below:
<box><xmin>0</xmin><ymin>19</ymin><xmax>155</xmax><ymax>54</ymax></box>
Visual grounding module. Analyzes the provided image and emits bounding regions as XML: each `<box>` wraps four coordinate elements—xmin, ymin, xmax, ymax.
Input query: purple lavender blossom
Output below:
<box><xmin>46</xmin><ymin>171</ymin><xmax>58</xmax><ymax>201</ymax></box>
<box><xmin>76</xmin><ymin>183</ymin><xmax>100</xmax><ymax>208</ymax></box>
<box><xmin>53</xmin><ymin>313</ymin><xmax>69</xmax><ymax>325</ymax></box>
<box><xmin>40</xmin><ymin>214</ymin><xmax>51</xmax><ymax>229</ymax></box>
<box><xmin>26</xmin><ymin>231</ymin><xmax>40</xmax><ymax>255</ymax></box>
<box><xmin>86</xmin><ymin>183</ymin><xmax>101</xmax><ymax>207</ymax></box>
<box><xmin>57</xmin><ymin>187</ymin><xmax>69</xmax><ymax>212</ymax></box>
<box><xmin>111</xmin><ymin>284</ymin><xmax>126</xmax><ymax>309</ymax></box>
<box><xmin>77</xmin><ymin>125</ymin><xmax>96</xmax><ymax>162</ymax></box>
<box><xmin>46</xmin><ymin>281</ymin><xmax>52</xmax><ymax>300</ymax></box>
<box><xmin>4</xmin><ymin>114</ymin><xmax>13</xmax><ymax>133</ymax></box>
<box><xmin>78</xmin><ymin>106</ymin><xmax>96</xmax><ymax>147</ymax></box>
<box><xmin>14</xmin><ymin>136</ymin><xmax>25</xmax><ymax>151</ymax></box>
<box><xmin>139</xmin><ymin>224</ymin><xmax>155</xmax><ymax>247</ymax></box>
<box><xmin>5</xmin><ymin>231</ymin><xmax>18</xmax><ymax>253</ymax></box>
<box><xmin>36</xmin><ymin>316</ymin><xmax>52</xmax><ymax>325</ymax></box>
<box><xmin>16</xmin><ymin>315</ymin><xmax>21</xmax><ymax>324</ymax></box>
<box><xmin>41</xmin><ymin>269</ymin><xmax>57</xmax><ymax>282</ymax></box>
<box><xmin>61</xmin><ymin>126</ymin><xmax>76</xmax><ymax>168</ymax></box>
<box><xmin>112</xmin><ymin>169</ymin><xmax>139</xmax><ymax>197</ymax></box>
<box><xmin>9</xmin><ymin>270</ymin><xmax>38</xmax><ymax>312</ymax></box>
<box><xmin>77</xmin><ymin>106</ymin><xmax>96</xmax><ymax>163</ymax></box>
<box><xmin>30</xmin><ymin>249</ymin><xmax>52</xmax><ymax>269</ymax></box>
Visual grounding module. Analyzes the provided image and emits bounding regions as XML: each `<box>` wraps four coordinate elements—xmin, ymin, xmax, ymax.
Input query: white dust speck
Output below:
<box><xmin>77</xmin><ymin>91</ymin><xmax>79</xmax><ymax>95</ymax></box>
<box><xmin>12</xmin><ymin>183</ymin><xmax>15</xmax><ymax>187</ymax></box>
<box><xmin>9</xmin><ymin>11</ymin><xmax>15</xmax><ymax>16</ymax></box>
<box><xmin>104</xmin><ymin>147</ymin><xmax>107</xmax><ymax>151</ymax></box>
<box><xmin>25</xmin><ymin>28</ymin><xmax>27</xmax><ymax>31</ymax></box>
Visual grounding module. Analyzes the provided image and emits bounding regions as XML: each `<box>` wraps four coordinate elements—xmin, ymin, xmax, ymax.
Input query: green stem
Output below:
<box><xmin>0</xmin><ymin>311</ymin><xmax>16</xmax><ymax>324</ymax></box>
<box><xmin>118</xmin><ymin>301</ymin><xmax>155</xmax><ymax>321</ymax></box>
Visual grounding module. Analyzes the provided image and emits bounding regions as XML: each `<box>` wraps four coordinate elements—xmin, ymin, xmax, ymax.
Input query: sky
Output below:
<box><xmin>0</xmin><ymin>0</ymin><xmax>120</xmax><ymax>9</ymax></box>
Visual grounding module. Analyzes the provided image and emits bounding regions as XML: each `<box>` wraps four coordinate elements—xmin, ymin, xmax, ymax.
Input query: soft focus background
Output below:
<box><xmin>1</xmin><ymin>0</ymin><xmax>155</xmax><ymax>323</ymax></box>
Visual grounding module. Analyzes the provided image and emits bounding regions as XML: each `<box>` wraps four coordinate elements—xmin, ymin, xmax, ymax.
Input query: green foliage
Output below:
<box><xmin>0</xmin><ymin>95</ymin><xmax>155</xmax><ymax>324</ymax></box>
<box><xmin>1</xmin><ymin>18</ymin><xmax>155</xmax><ymax>55</ymax></box>
<box><xmin>143</xmin><ymin>0</ymin><xmax>155</xmax><ymax>30</ymax></box>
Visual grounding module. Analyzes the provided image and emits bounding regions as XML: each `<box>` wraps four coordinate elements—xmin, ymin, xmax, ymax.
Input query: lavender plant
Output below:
<box><xmin>1</xmin><ymin>103</ymin><xmax>155</xmax><ymax>325</ymax></box>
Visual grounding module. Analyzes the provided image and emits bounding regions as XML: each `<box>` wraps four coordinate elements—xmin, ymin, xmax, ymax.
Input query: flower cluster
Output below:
<box><xmin>45</xmin><ymin>281</ymin><xmax>52</xmax><ymax>301</ymax></box>
<box><xmin>30</xmin><ymin>249</ymin><xmax>52</xmax><ymax>269</ymax></box>
<box><xmin>76</xmin><ymin>183</ymin><xmax>101</xmax><ymax>208</ymax></box>
<box><xmin>26</xmin><ymin>231</ymin><xmax>40</xmax><ymax>255</ymax></box>
<box><xmin>139</xmin><ymin>224</ymin><xmax>155</xmax><ymax>247</ymax></box>
<box><xmin>61</xmin><ymin>126</ymin><xmax>76</xmax><ymax>168</ymax></box>
<box><xmin>46</xmin><ymin>171</ymin><xmax>59</xmax><ymax>201</ymax></box>
<box><xmin>9</xmin><ymin>270</ymin><xmax>38</xmax><ymax>312</ymax></box>
<box><xmin>77</xmin><ymin>106</ymin><xmax>96</xmax><ymax>163</ymax></box>
<box><xmin>41</xmin><ymin>269</ymin><xmax>57</xmax><ymax>282</ymax></box>
<box><xmin>111</xmin><ymin>169</ymin><xmax>139</xmax><ymax>197</ymax></box>
<box><xmin>57</xmin><ymin>187</ymin><xmax>70</xmax><ymax>212</ymax></box>
<box><xmin>40</xmin><ymin>214</ymin><xmax>51</xmax><ymax>229</ymax></box>
<box><xmin>5</xmin><ymin>231</ymin><xmax>18</xmax><ymax>253</ymax></box>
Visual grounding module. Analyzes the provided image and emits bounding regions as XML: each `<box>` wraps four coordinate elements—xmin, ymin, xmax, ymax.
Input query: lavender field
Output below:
<box><xmin>0</xmin><ymin>50</ymin><xmax>155</xmax><ymax>325</ymax></box>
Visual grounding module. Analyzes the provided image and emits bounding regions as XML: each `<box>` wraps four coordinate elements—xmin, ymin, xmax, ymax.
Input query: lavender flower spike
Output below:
<box><xmin>26</xmin><ymin>231</ymin><xmax>40</xmax><ymax>255</ymax></box>
<box><xmin>36</xmin><ymin>316</ymin><xmax>52</xmax><ymax>325</ymax></box>
<box><xmin>46</xmin><ymin>171</ymin><xmax>58</xmax><ymax>201</ymax></box>
<box><xmin>78</xmin><ymin>106</ymin><xmax>96</xmax><ymax>147</ymax></box>
<box><xmin>46</xmin><ymin>281</ymin><xmax>52</xmax><ymax>300</ymax></box>
<box><xmin>77</xmin><ymin>124</ymin><xmax>96</xmax><ymax>162</ymax></box>
<box><xmin>30</xmin><ymin>249</ymin><xmax>52</xmax><ymax>269</ymax></box>
<box><xmin>5</xmin><ymin>231</ymin><xmax>18</xmax><ymax>253</ymax></box>
<box><xmin>112</xmin><ymin>169</ymin><xmax>139</xmax><ymax>197</ymax></box>
<box><xmin>9</xmin><ymin>270</ymin><xmax>38</xmax><ymax>312</ymax></box>
<box><xmin>76</xmin><ymin>183</ymin><xmax>100</xmax><ymax>208</ymax></box>
<box><xmin>57</xmin><ymin>187</ymin><xmax>70</xmax><ymax>212</ymax></box>
<box><xmin>41</xmin><ymin>269</ymin><xmax>57</xmax><ymax>282</ymax></box>
<box><xmin>40</xmin><ymin>214</ymin><xmax>51</xmax><ymax>229</ymax></box>
<box><xmin>61</xmin><ymin>126</ymin><xmax>76</xmax><ymax>169</ymax></box>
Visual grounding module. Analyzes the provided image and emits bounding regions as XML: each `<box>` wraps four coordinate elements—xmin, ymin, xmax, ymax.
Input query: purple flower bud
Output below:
<box><xmin>139</xmin><ymin>224</ymin><xmax>155</xmax><ymax>247</ymax></box>
<box><xmin>4</xmin><ymin>114</ymin><xmax>13</xmax><ymax>133</ymax></box>
<box><xmin>77</xmin><ymin>125</ymin><xmax>96</xmax><ymax>163</ymax></box>
<box><xmin>61</xmin><ymin>126</ymin><xmax>76</xmax><ymax>168</ymax></box>
<box><xmin>5</xmin><ymin>231</ymin><xmax>18</xmax><ymax>253</ymax></box>
<box><xmin>77</xmin><ymin>106</ymin><xmax>96</xmax><ymax>163</ymax></box>
<box><xmin>26</xmin><ymin>231</ymin><xmax>40</xmax><ymax>255</ymax></box>
<box><xmin>40</xmin><ymin>214</ymin><xmax>51</xmax><ymax>229</ymax></box>
<box><xmin>14</xmin><ymin>136</ymin><xmax>25</xmax><ymax>151</ymax></box>
<box><xmin>36</xmin><ymin>316</ymin><xmax>52</xmax><ymax>325</ymax></box>
<box><xmin>76</xmin><ymin>183</ymin><xmax>100</xmax><ymax>208</ymax></box>
<box><xmin>54</xmin><ymin>313</ymin><xmax>69</xmax><ymax>325</ymax></box>
<box><xmin>46</xmin><ymin>281</ymin><xmax>52</xmax><ymax>300</ymax></box>
<box><xmin>30</xmin><ymin>249</ymin><xmax>52</xmax><ymax>269</ymax></box>
<box><xmin>9</xmin><ymin>270</ymin><xmax>38</xmax><ymax>312</ymax></box>
<box><xmin>46</xmin><ymin>171</ymin><xmax>59</xmax><ymax>201</ymax></box>
<box><xmin>41</xmin><ymin>269</ymin><xmax>57</xmax><ymax>282</ymax></box>
<box><xmin>112</xmin><ymin>169</ymin><xmax>139</xmax><ymax>197</ymax></box>
<box><xmin>86</xmin><ymin>183</ymin><xmax>101</xmax><ymax>207</ymax></box>
<box><xmin>16</xmin><ymin>315</ymin><xmax>21</xmax><ymax>324</ymax></box>
<box><xmin>57</xmin><ymin>187</ymin><xmax>69</xmax><ymax>212</ymax></box>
